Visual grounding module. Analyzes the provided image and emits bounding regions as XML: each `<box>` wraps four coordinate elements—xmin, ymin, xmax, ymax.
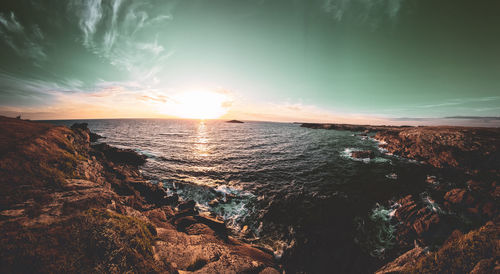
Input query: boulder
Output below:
<box><xmin>444</xmin><ymin>188</ymin><xmax>474</xmax><ymax>206</ymax></box>
<box><xmin>351</xmin><ymin>150</ymin><xmax>375</xmax><ymax>159</ymax></box>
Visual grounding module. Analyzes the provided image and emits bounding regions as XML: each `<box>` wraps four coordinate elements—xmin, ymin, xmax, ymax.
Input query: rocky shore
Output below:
<box><xmin>0</xmin><ymin>116</ymin><xmax>279</xmax><ymax>273</ymax></box>
<box><xmin>301</xmin><ymin>122</ymin><xmax>500</xmax><ymax>273</ymax></box>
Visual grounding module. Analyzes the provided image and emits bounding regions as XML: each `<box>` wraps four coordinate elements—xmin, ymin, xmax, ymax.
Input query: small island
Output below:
<box><xmin>226</xmin><ymin>120</ymin><xmax>244</xmax><ymax>123</ymax></box>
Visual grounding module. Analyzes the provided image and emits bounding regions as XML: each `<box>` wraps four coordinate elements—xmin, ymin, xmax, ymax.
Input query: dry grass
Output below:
<box><xmin>0</xmin><ymin>209</ymin><xmax>168</xmax><ymax>273</ymax></box>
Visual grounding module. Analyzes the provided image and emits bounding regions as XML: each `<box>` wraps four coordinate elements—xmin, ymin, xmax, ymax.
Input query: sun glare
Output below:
<box><xmin>169</xmin><ymin>90</ymin><xmax>230</xmax><ymax>119</ymax></box>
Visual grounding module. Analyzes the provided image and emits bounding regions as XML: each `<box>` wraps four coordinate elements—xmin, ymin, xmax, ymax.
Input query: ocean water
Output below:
<box><xmin>46</xmin><ymin>119</ymin><xmax>437</xmax><ymax>272</ymax></box>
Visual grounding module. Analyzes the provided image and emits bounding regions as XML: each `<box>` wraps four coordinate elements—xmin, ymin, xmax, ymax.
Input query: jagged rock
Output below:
<box><xmin>351</xmin><ymin>150</ymin><xmax>375</xmax><ymax>159</ymax></box>
<box><xmin>444</xmin><ymin>188</ymin><xmax>467</xmax><ymax>204</ymax></box>
<box><xmin>128</xmin><ymin>179</ymin><xmax>175</xmax><ymax>206</ymax></box>
<box><xmin>178</xmin><ymin>200</ymin><xmax>196</xmax><ymax>211</ymax></box>
<box><xmin>470</xmin><ymin>258</ymin><xmax>496</xmax><ymax>274</ymax></box>
<box><xmin>303</xmin><ymin>122</ymin><xmax>500</xmax><ymax>174</ymax></box>
<box><xmin>208</xmin><ymin>198</ymin><xmax>220</xmax><ymax>207</ymax></box>
<box><xmin>392</xmin><ymin>195</ymin><xmax>455</xmax><ymax>248</ymax></box>
<box><xmin>375</xmin><ymin>246</ymin><xmax>428</xmax><ymax>274</ymax></box>
<box><xmin>194</xmin><ymin>214</ymin><xmax>227</xmax><ymax>238</ymax></box>
<box><xmin>92</xmin><ymin>143</ymin><xmax>146</xmax><ymax>166</ymax></box>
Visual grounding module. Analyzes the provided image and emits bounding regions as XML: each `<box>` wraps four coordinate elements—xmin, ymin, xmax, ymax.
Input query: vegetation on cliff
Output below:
<box><xmin>0</xmin><ymin>116</ymin><xmax>278</xmax><ymax>273</ymax></box>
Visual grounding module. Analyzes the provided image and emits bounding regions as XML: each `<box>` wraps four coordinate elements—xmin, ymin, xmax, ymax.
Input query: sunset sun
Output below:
<box><xmin>169</xmin><ymin>90</ymin><xmax>230</xmax><ymax>119</ymax></box>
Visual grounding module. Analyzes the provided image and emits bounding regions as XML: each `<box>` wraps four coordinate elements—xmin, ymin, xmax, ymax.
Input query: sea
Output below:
<box><xmin>45</xmin><ymin>119</ymin><xmax>441</xmax><ymax>272</ymax></box>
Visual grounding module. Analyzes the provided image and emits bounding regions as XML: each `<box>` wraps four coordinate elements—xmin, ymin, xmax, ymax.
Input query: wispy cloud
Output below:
<box><xmin>0</xmin><ymin>12</ymin><xmax>47</xmax><ymax>64</ymax></box>
<box><xmin>67</xmin><ymin>0</ymin><xmax>174</xmax><ymax>83</ymax></box>
<box><xmin>322</xmin><ymin>0</ymin><xmax>407</xmax><ymax>26</ymax></box>
<box><xmin>415</xmin><ymin>96</ymin><xmax>500</xmax><ymax>109</ymax></box>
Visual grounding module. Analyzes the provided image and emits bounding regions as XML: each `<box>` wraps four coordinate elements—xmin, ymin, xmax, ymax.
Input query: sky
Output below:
<box><xmin>0</xmin><ymin>0</ymin><xmax>499</xmax><ymax>126</ymax></box>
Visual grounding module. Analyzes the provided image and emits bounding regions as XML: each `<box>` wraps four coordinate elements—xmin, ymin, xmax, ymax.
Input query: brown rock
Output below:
<box><xmin>351</xmin><ymin>150</ymin><xmax>375</xmax><ymax>159</ymax></box>
<box><xmin>375</xmin><ymin>246</ymin><xmax>428</xmax><ymax>274</ymax></box>
<box><xmin>444</xmin><ymin>188</ymin><xmax>467</xmax><ymax>204</ymax></box>
<box><xmin>470</xmin><ymin>258</ymin><xmax>495</xmax><ymax>274</ymax></box>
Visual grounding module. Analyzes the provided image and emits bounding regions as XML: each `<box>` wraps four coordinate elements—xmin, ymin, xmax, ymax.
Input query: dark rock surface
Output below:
<box><xmin>226</xmin><ymin>119</ymin><xmax>244</xmax><ymax>123</ymax></box>
<box><xmin>92</xmin><ymin>143</ymin><xmax>147</xmax><ymax>166</ymax></box>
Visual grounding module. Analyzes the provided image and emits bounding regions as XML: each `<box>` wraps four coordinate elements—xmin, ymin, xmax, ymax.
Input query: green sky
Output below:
<box><xmin>0</xmin><ymin>0</ymin><xmax>499</xmax><ymax>124</ymax></box>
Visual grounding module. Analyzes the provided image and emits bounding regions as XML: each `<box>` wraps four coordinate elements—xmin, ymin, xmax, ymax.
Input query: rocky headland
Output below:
<box><xmin>0</xmin><ymin>116</ymin><xmax>278</xmax><ymax>273</ymax></box>
<box><xmin>301</xmin><ymin>122</ymin><xmax>500</xmax><ymax>273</ymax></box>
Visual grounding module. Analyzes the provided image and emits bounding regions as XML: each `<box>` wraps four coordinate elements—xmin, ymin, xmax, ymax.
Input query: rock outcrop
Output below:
<box><xmin>302</xmin><ymin>122</ymin><xmax>500</xmax><ymax>272</ymax></box>
<box><xmin>0</xmin><ymin>116</ymin><xmax>278</xmax><ymax>273</ymax></box>
<box><xmin>374</xmin><ymin>126</ymin><xmax>500</xmax><ymax>173</ymax></box>
<box><xmin>350</xmin><ymin>150</ymin><xmax>375</xmax><ymax>159</ymax></box>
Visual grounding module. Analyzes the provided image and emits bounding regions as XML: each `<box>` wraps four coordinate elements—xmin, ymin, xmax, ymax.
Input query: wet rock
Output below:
<box><xmin>128</xmin><ymin>179</ymin><xmax>174</xmax><ymax>206</ymax></box>
<box><xmin>392</xmin><ymin>195</ymin><xmax>456</xmax><ymax>248</ymax></box>
<box><xmin>178</xmin><ymin>200</ymin><xmax>196</xmax><ymax>211</ymax></box>
<box><xmin>426</xmin><ymin>175</ymin><xmax>438</xmax><ymax>184</ymax></box>
<box><xmin>444</xmin><ymin>188</ymin><xmax>474</xmax><ymax>206</ymax></box>
<box><xmin>351</xmin><ymin>150</ymin><xmax>375</xmax><ymax>159</ymax></box>
<box><xmin>194</xmin><ymin>214</ymin><xmax>227</xmax><ymax>238</ymax></box>
<box><xmin>467</xmin><ymin>180</ymin><xmax>486</xmax><ymax>192</ymax></box>
<box><xmin>208</xmin><ymin>198</ymin><xmax>220</xmax><ymax>207</ymax></box>
<box><xmin>444</xmin><ymin>188</ymin><xmax>466</xmax><ymax>204</ymax></box>
<box><xmin>92</xmin><ymin>143</ymin><xmax>146</xmax><ymax>166</ymax></box>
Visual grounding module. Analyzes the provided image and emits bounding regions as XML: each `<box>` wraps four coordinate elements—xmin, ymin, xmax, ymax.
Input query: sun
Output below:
<box><xmin>169</xmin><ymin>90</ymin><xmax>230</xmax><ymax>119</ymax></box>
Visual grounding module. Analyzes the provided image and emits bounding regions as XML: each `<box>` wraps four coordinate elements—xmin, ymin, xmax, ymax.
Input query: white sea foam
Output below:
<box><xmin>385</xmin><ymin>173</ymin><xmax>398</xmax><ymax>180</ymax></box>
<box><xmin>420</xmin><ymin>193</ymin><xmax>442</xmax><ymax>213</ymax></box>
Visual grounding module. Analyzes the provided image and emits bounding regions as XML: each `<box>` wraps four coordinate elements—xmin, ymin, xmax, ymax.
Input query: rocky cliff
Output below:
<box><xmin>301</xmin><ymin>122</ymin><xmax>500</xmax><ymax>273</ymax></box>
<box><xmin>0</xmin><ymin>116</ymin><xmax>278</xmax><ymax>273</ymax></box>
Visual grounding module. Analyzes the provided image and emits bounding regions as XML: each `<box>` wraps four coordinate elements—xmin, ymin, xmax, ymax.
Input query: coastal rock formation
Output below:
<box><xmin>373</xmin><ymin>126</ymin><xmax>500</xmax><ymax>173</ymax></box>
<box><xmin>302</xmin><ymin>122</ymin><xmax>500</xmax><ymax>174</ymax></box>
<box><xmin>71</xmin><ymin>122</ymin><xmax>104</xmax><ymax>142</ymax></box>
<box><xmin>0</xmin><ymin>116</ymin><xmax>278</xmax><ymax>273</ymax></box>
<box><xmin>391</xmin><ymin>195</ymin><xmax>457</xmax><ymax>250</ymax></box>
<box><xmin>226</xmin><ymin>119</ymin><xmax>244</xmax><ymax>123</ymax></box>
<box><xmin>392</xmin><ymin>221</ymin><xmax>499</xmax><ymax>273</ymax></box>
<box><xmin>301</xmin><ymin>122</ymin><xmax>500</xmax><ymax>272</ymax></box>
<box><xmin>350</xmin><ymin>150</ymin><xmax>375</xmax><ymax>159</ymax></box>
<box><xmin>301</xmin><ymin>123</ymin><xmax>395</xmax><ymax>132</ymax></box>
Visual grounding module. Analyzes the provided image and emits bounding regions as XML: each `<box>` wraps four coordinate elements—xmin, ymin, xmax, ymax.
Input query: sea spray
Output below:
<box><xmin>355</xmin><ymin>201</ymin><xmax>400</xmax><ymax>259</ymax></box>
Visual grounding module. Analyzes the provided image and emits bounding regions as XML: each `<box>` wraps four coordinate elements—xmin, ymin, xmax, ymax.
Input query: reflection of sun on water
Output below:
<box><xmin>194</xmin><ymin>121</ymin><xmax>210</xmax><ymax>157</ymax></box>
<box><xmin>169</xmin><ymin>90</ymin><xmax>230</xmax><ymax>119</ymax></box>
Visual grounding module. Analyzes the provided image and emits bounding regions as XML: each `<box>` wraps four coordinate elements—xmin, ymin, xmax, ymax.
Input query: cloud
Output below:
<box><xmin>69</xmin><ymin>0</ymin><xmax>103</xmax><ymax>47</ymax></box>
<box><xmin>67</xmin><ymin>0</ymin><xmax>174</xmax><ymax>83</ymax></box>
<box><xmin>0</xmin><ymin>72</ymin><xmax>55</xmax><ymax>106</ymax></box>
<box><xmin>322</xmin><ymin>0</ymin><xmax>407</xmax><ymax>27</ymax></box>
<box><xmin>415</xmin><ymin>96</ymin><xmax>500</xmax><ymax>109</ymax></box>
<box><xmin>0</xmin><ymin>12</ymin><xmax>47</xmax><ymax>64</ymax></box>
<box><xmin>0</xmin><ymin>12</ymin><xmax>23</xmax><ymax>32</ymax></box>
